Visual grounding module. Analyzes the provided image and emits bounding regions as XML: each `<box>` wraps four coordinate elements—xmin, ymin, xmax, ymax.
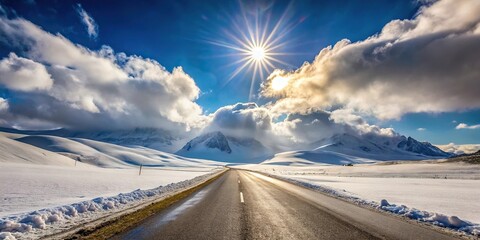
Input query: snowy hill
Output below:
<box><xmin>0</xmin><ymin>130</ymin><xmax>224</xmax><ymax>238</ymax></box>
<box><xmin>0</xmin><ymin>127</ymin><xmax>184</xmax><ymax>152</ymax></box>
<box><xmin>63</xmin><ymin>128</ymin><xmax>184</xmax><ymax>152</ymax></box>
<box><xmin>262</xmin><ymin>133</ymin><xmax>451</xmax><ymax>166</ymax></box>
<box><xmin>176</xmin><ymin>131</ymin><xmax>272</xmax><ymax>163</ymax></box>
<box><xmin>0</xmin><ymin>131</ymin><xmax>222</xmax><ymax>169</ymax></box>
<box><xmin>261</xmin><ymin>150</ymin><xmax>375</xmax><ymax>166</ymax></box>
<box><xmin>0</xmin><ymin>132</ymin><xmax>75</xmax><ymax>166</ymax></box>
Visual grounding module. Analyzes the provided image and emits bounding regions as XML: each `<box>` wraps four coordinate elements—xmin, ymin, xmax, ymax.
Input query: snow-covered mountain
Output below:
<box><xmin>0</xmin><ymin>127</ymin><xmax>450</xmax><ymax>165</ymax></box>
<box><xmin>181</xmin><ymin>131</ymin><xmax>232</xmax><ymax>154</ymax></box>
<box><xmin>62</xmin><ymin>128</ymin><xmax>185</xmax><ymax>152</ymax></box>
<box><xmin>0</xmin><ymin>127</ymin><xmax>184</xmax><ymax>152</ymax></box>
<box><xmin>312</xmin><ymin>133</ymin><xmax>450</xmax><ymax>159</ymax></box>
<box><xmin>262</xmin><ymin>133</ymin><xmax>451</xmax><ymax>166</ymax></box>
<box><xmin>396</xmin><ymin>136</ymin><xmax>449</xmax><ymax>157</ymax></box>
<box><xmin>176</xmin><ymin>131</ymin><xmax>272</xmax><ymax>163</ymax></box>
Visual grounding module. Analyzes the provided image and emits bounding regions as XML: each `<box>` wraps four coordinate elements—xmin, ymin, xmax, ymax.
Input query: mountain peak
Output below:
<box><xmin>397</xmin><ymin>136</ymin><xmax>449</xmax><ymax>157</ymax></box>
<box><xmin>312</xmin><ymin>132</ymin><xmax>451</xmax><ymax>160</ymax></box>
<box><xmin>181</xmin><ymin>131</ymin><xmax>232</xmax><ymax>154</ymax></box>
<box><xmin>176</xmin><ymin>131</ymin><xmax>272</xmax><ymax>163</ymax></box>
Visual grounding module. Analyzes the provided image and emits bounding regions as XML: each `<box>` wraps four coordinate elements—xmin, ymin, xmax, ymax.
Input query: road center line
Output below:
<box><xmin>240</xmin><ymin>192</ymin><xmax>244</xmax><ymax>203</ymax></box>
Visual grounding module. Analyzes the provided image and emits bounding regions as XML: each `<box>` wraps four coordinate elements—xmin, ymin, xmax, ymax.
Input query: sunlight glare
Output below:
<box><xmin>271</xmin><ymin>76</ymin><xmax>289</xmax><ymax>91</ymax></box>
<box><xmin>251</xmin><ymin>47</ymin><xmax>266</xmax><ymax>61</ymax></box>
<box><xmin>206</xmin><ymin>2</ymin><xmax>294</xmax><ymax>100</ymax></box>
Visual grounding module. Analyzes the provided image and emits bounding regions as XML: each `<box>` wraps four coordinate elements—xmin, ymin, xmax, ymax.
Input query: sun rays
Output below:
<box><xmin>206</xmin><ymin>2</ymin><xmax>295</xmax><ymax>100</ymax></box>
<box><xmin>250</xmin><ymin>46</ymin><xmax>266</xmax><ymax>61</ymax></box>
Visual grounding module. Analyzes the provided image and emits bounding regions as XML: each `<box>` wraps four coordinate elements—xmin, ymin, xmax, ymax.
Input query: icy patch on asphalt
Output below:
<box><xmin>0</xmin><ymin>170</ymin><xmax>223</xmax><ymax>240</ymax></box>
<box><xmin>121</xmin><ymin>187</ymin><xmax>212</xmax><ymax>239</ymax></box>
<box><xmin>260</xmin><ymin>172</ymin><xmax>480</xmax><ymax>237</ymax></box>
<box><xmin>159</xmin><ymin>188</ymin><xmax>209</xmax><ymax>224</ymax></box>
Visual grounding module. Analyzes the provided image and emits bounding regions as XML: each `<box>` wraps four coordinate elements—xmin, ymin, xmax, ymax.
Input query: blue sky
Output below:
<box><xmin>0</xmin><ymin>0</ymin><xmax>479</xmax><ymax>144</ymax></box>
<box><xmin>0</xmin><ymin>0</ymin><xmax>418</xmax><ymax>108</ymax></box>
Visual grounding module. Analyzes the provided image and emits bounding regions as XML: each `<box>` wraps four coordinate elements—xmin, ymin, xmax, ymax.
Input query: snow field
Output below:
<box><xmin>0</xmin><ymin>163</ymin><xmax>219</xmax><ymax>217</ymax></box>
<box><xmin>0</xmin><ymin>166</ymin><xmax>224</xmax><ymax>239</ymax></box>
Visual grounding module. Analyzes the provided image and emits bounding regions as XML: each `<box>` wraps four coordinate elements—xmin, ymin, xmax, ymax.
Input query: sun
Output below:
<box><xmin>250</xmin><ymin>46</ymin><xmax>266</xmax><ymax>61</ymax></box>
<box><xmin>205</xmin><ymin>2</ymin><xmax>294</xmax><ymax>100</ymax></box>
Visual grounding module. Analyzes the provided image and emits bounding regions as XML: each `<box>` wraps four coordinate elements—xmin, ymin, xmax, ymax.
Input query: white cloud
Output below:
<box><xmin>75</xmin><ymin>3</ymin><xmax>98</xmax><ymax>39</ymax></box>
<box><xmin>0</xmin><ymin>16</ymin><xmax>204</xmax><ymax>135</ymax></box>
<box><xmin>277</xmin><ymin>111</ymin><xmax>343</xmax><ymax>144</ymax></box>
<box><xmin>0</xmin><ymin>98</ymin><xmax>8</xmax><ymax>127</ymax></box>
<box><xmin>205</xmin><ymin>103</ymin><xmax>273</xmax><ymax>138</ymax></box>
<box><xmin>417</xmin><ymin>128</ymin><xmax>426</xmax><ymax>131</ymax></box>
<box><xmin>203</xmin><ymin>102</ymin><xmax>400</xmax><ymax>151</ymax></box>
<box><xmin>0</xmin><ymin>98</ymin><xmax>8</xmax><ymax>111</ymax></box>
<box><xmin>203</xmin><ymin>102</ymin><xmax>302</xmax><ymax>151</ymax></box>
<box><xmin>261</xmin><ymin>0</ymin><xmax>480</xmax><ymax>120</ymax></box>
<box><xmin>0</xmin><ymin>53</ymin><xmax>53</xmax><ymax>91</ymax></box>
<box><xmin>437</xmin><ymin>143</ymin><xmax>480</xmax><ymax>154</ymax></box>
<box><xmin>455</xmin><ymin>123</ymin><xmax>480</xmax><ymax>130</ymax></box>
<box><xmin>329</xmin><ymin>108</ymin><xmax>397</xmax><ymax>137</ymax></box>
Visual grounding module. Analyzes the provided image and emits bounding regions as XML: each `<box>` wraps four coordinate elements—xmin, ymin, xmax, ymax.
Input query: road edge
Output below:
<box><xmin>43</xmin><ymin>168</ymin><xmax>228</xmax><ymax>240</ymax></box>
<box><xmin>238</xmin><ymin>168</ymin><xmax>474</xmax><ymax>240</ymax></box>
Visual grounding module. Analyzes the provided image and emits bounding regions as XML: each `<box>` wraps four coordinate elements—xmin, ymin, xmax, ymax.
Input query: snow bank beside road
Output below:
<box><xmin>0</xmin><ymin>130</ymin><xmax>226</xmax><ymax>239</ymax></box>
<box><xmin>288</xmin><ymin>175</ymin><xmax>480</xmax><ymax>224</ymax></box>
<box><xmin>379</xmin><ymin>199</ymin><xmax>479</xmax><ymax>236</ymax></box>
<box><xmin>238</xmin><ymin>164</ymin><xmax>480</xmax><ymax>237</ymax></box>
<box><xmin>0</xmin><ymin>167</ymin><xmax>224</xmax><ymax>239</ymax></box>
<box><xmin>0</xmin><ymin>163</ymin><xmax>217</xmax><ymax>217</ymax></box>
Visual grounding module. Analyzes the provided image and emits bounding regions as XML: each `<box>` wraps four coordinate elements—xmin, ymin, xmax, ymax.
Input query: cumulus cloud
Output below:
<box><xmin>262</xmin><ymin>0</ymin><xmax>480</xmax><ymax>120</ymax></box>
<box><xmin>205</xmin><ymin>103</ymin><xmax>332</xmax><ymax>145</ymax></box>
<box><xmin>455</xmin><ymin>123</ymin><xmax>480</xmax><ymax>130</ymax></box>
<box><xmin>75</xmin><ymin>4</ymin><xmax>98</xmax><ymax>39</ymax></box>
<box><xmin>204</xmin><ymin>103</ymin><xmax>278</xmax><ymax>144</ymax></box>
<box><xmin>0</xmin><ymin>16</ymin><xmax>203</xmax><ymax>134</ymax></box>
<box><xmin>437</xmin><ymin>143</ymin><xmax>480</xmax><ymax>154</ymax></box>
<box><xmin>0</xmin><ymin>98</ymin><xmax>8</xmax><ymax>111</ymax></box>
<box><xmin>203</xmin><ymin>102</ymin><xmax>399</xmax><ymax>151</ymax></box>
<box><xmin>275</xmin><ymin>111</ymin><xmax>343</xmax><ymax>145</ymax></box>
<box><xmin>0</xmin><ymin>53</ymin><xmax>53</xmax><ymax>91</ymax></box>
<box><xmin>329</xmin><ymin>108</ymin><xmax>397</xmax><ymax>137</ymax></box>
<box><xmin>202</xmin><ymin>102</ymin><xmax>299</xmax><ymax>150</ymax></box>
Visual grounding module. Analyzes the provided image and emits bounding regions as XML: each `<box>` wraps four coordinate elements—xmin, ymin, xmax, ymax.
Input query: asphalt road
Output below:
<box><xmin>113</xmin><ymin>169</ymin><xmax>456</xmax><ymax>240</ymax></box>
